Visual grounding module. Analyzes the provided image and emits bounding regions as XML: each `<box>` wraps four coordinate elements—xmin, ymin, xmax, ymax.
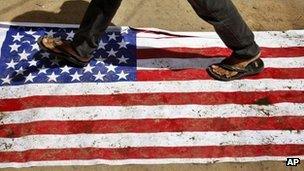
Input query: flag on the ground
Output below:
<box><xmin>0</xmin><ymin>22</ymin><xmax>304</xmax><ymax>168</ymax></box>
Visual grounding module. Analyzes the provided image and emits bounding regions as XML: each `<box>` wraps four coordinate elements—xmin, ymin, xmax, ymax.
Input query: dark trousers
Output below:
<box><xmin>73</xmin><ymin>0</ymin><xmax>260</xmax><ymax>59</ymax></box>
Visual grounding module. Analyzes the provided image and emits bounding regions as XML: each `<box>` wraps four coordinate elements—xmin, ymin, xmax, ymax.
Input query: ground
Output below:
<box><xmin>0</xmin><ymin>0</ymin><xmax>304</xmax><ymax>171</ymax></box>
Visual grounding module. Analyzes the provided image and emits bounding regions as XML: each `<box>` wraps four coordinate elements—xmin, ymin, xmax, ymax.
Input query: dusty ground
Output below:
<box><xmin>0</xmin><ymin>0</ymin><xmax>304</xmax><ymax>171</ymax></box>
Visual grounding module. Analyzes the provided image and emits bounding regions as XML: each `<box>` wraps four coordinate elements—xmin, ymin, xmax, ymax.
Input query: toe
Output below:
<box><xmin>211</xmin><ymin>65</ymin><xmax>219</xmax><ymax>69</ymax></box>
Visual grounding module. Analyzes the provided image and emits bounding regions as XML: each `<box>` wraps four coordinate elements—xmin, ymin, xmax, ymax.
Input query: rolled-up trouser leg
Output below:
<box><xmin>187</xmin><ymin>0</ymin><xmax>260</xmax><ymax>59</ymax></box>
<box><xmin>72</xmin><ymin>0</ymin><xmax>122</xmax><ymax>57</ymax></box>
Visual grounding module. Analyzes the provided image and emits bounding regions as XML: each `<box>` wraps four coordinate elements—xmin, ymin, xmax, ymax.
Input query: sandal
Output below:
<box><xmin>37</xmin><ymin>36</ymin><xmax>90</xmax><ymax>67</ymax></box>
<box><xmin>207</xmin><ymin>58</ymin><xmax>264</xmax><ymax>81</ymax></box>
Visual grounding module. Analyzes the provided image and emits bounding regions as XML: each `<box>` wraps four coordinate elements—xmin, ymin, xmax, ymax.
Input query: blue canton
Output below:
<box><xmin>0</xmin><ymin>25</ymin><xmax>136</xmax><ymax>86</ymax></box>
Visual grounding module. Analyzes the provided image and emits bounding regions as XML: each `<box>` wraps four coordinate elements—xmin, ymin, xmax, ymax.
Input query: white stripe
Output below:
<box><xmin>137</xmin><ymin>30</ymin><xmax>304</xmax><ymax>48</ymax></box>
<box><xmin>1</xmin><ymin>156</ymin><xmax>304</xmax><ymax>168</ymax></box>
<box><xmin>1</xmin><ymin>103</ymin><xmax>304</xmax><ymax>124</ymax></box>
<box><xmin>1</xmin><ymin>79</ymin><xmax>304</xmax><ymax>99</ymax></box>
<box><xmin>137</xmin><ymin>57</ymin><xmax>304</xmax><ymax>70</ymax></box>
<box><xmin>1</xmin><ymin>130</ymin><xmax>303</xmax><ymax>152</ymax></box>
<box><xmin>137</xmin><ymin>28</ymin><xmax>304</xmax><ymax>38</ymax></box>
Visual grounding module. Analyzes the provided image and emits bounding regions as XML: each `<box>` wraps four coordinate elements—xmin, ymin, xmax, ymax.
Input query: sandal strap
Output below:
<box><xmin>44</xmin><ymin>37</ymin><xmax>90</xmax><ymax>63</ymax></box>
<box><xmin>55</xmin><ymin>44</ymin><xmax>90</xmax><ymax>63</ymax></box>
<box><xmin>217</xmin><ymin>63</ymin><xmax>248</xmax><ymax>73</ymax></box>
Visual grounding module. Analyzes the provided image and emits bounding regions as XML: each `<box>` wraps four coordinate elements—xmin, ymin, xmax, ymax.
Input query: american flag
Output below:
<box><xmin>0</xmin><ymin>22</ymin><xmax>304</xmax><ymax>168</ymax></box>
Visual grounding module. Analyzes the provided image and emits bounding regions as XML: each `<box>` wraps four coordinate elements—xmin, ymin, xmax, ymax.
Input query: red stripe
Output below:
<box><xmin>1</xmin><ymin>91</ymin><xmax>303</xmax><ymax>111</ymax></box>
<box><xmin>1</xmin><ymin>145</ymin><xmax>304</xmax><ymax>162</ymax></box>
<box><xmin>1</xmin><ymin>117</ymin><xmax>304</xmax><ymax>138</ymax></box>
<box><xmin>137</xmin><ymin>47</ymin><xmax>304</xmax><ymax>59</ymax></box>
<box><xmin>137</xmin><ymin>68</ymin><xmax>304</xmax><ymax>81</ymax></box>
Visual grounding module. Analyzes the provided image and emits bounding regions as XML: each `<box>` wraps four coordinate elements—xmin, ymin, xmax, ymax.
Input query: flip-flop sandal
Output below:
<box><xmin>206</xmin><ymin>58</ymin><xmax>264</xmax><ymax>81</ymax></box>
<box><xmin>37</xmin><ymin>36</ymin><xmax>89</xmax><ymax>67</ymax></box>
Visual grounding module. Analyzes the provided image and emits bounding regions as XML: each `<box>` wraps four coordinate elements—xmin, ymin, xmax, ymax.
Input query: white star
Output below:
<box><xmin>51</xmin><ymin>57</ymin><xmax>61</xmax><ymax>66</ymax></box>
<box><xmin>25</xmin><ymin>29</ymin><xmax>36</xmax><ymax>35</ymax></box>
<box><xmin>45</xmin><ymin>30</ymin><xmax>56</xmax><ymax>36</ymax></box>
<box><xmin>66</xmin><ymin>30</ymin><xmax>75</xmax><ymax>40</ymax></box>
<box><xmin>94</xmin><ymin>71</ymin><xmax>106</xmax><ymax>81</ymax></box>
<box><xmin>12</xmin><ymin>33</ymin><xmax>23</xmax><ymax>42</ymax></box>
<box><xmin>107</xmin><ymin>48</ymin><xmax>118</xmax><ymax>57</ymax></box>
<box><xmin>1</xmin><ymin>75</ymin><xmax>11</xmax><ymax>85</ymax></box>
<box><xmin>9</xmin><ymin>43</ymin><xmax>21</xmax><ymax>52</ymax></box>
<box><xmin>47</xmin><ymin>72</ymin><xmax>59</xmax><ymax>82</ymax></box>
<box><xmin>19</xmin><ymin>50</ymin><xmax>30</xmax><ymax>61</ymax></box>
<box><xmin>108</xmin><ymin>32</ymin><xmax>117</xmax><ymax>41</ymax></box>
<box><xmin>31</xmin><ymin>43</ymin><xmax>40</xmax><ymax>51</ymax></box>
<box><xmin>41</xmin><ymin>52</ymin><xmax>50</xmax><ymax>58</ymax></box>
<box><xmin>117</xmin><ymin>55</ymin><xmax>129</xmax><ymax>64</ymax></box>
<box><xmin>16</xmin><ymin>67</ymin><xmax>25</xmax><ymax>75</ymax></box>
<box><xmin>38</xmin><ymin>65</ymin><xmax>48</xmax><ymax>75</ymax></box>
<box><xmin>98</xmin><ymin>40</ymin><xmax>107</xmax><ymax>49</ymax></box>
<box><xmin>116</xmin><ymin>70</ymin><xmax>129</xmax><ymax>80</ymax></box>
<box><xmin>71</xmin><ymin>72</ymin><xmax>82</xmax><ymax>81</ymax></box>
<box><xmin>83</xmin><ymin>64</ymin><xmax>94</xmax><ymax>73</ymax></box>
<box><xmin>28</xmin><ymin>60</ymin><xmax>38</xmax><ymax>67</ymax></box>
<box><xmin>95</xmin><ymin>56</ymin><xmax>107</xmax><ymax>64</ymax></box>
<box><xmin>121</xmin><ymin>27</ymin><xmax>129</xmax><ymax>34</ymax></box>
<box><xmin>6</xmin><ymin>59</ymin><xmax>17</xmax><ymax>69</ymax></box>
<box><xmin>118</xmin><ymin>40</ymin><xmax>129</xmax><ymax>49</ymax></box>
<box><xmin>32</xmin><ymin>35</ymin><xmax>40</xmax><ymax>41</ymax></box>
<box><xmin>60</xmin><ymin>65</ymin><xmax>72</xmax><ymax>74</ymax></box>
<box><xmin>25</xmin><ymin>73</ymin><xmax>36</xmax><ymax>83</ymax></box>
<box><xmin>105</xmin><ymin>64</ymin><xmax>117</xmax><ymax>73</ymax></box>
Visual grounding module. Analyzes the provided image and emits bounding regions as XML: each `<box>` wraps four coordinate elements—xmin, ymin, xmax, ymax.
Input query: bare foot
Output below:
<box><xmin>41</xmin><ymin>37</ymin><xmax>76</xmax><ymax>54</ymax></box>
<box><xmin>39</xmin><ymin>36</ymin><xmax>91</xmax><ymax>66</ymax></box>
